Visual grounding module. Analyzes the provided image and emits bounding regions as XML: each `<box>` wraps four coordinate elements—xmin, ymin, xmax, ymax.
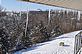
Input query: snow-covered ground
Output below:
<box><xmin>14</xmin><ymin>31</ymin><xmax>81</xmax><ymax>54</ymax></box>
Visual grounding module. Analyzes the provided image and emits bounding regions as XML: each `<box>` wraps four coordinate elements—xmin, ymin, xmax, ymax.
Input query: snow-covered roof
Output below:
<box><xmin>15</xmin><ymin>31</ymin><xmax>81</xmax><ymax>54</ymax></box>
<box><xmin>19</xmin><ymin>0</ymin><xmax>82</xmax><ymax>11</ymax></box>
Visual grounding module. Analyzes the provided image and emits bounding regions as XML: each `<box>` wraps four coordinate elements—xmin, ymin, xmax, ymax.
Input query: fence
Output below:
<box><xmin>74</xmin><ymin>31</ymin><xmax>82</xmax><ymax>54</ymax></box>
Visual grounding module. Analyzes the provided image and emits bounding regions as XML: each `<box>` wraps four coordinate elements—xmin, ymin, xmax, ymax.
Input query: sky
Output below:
<box><xmin>0</xmin><ymin>0</ymin><xmax>1</xmax><ymax>4</ymax></box>
<box><xmin>1</xmin><ymin>0</ymin><xmax>63</xmax><ymax>11</ymax></box>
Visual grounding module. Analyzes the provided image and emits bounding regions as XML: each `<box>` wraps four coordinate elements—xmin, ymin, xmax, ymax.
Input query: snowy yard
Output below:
<box><xmin>14</xmin><ymin>31</ymin><xmax>81</xmax><ymax>54</ymax></box>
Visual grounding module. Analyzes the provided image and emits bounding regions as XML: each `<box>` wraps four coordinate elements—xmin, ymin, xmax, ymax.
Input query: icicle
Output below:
<box><xmin>62</xmin><ymin>9</ymin><xmax>64</xmax><ymax>16</ymax></box>
<box><xmin>72</xmin><ymin>10</ymin><xmax>74</xmax><ymax>16</ymax></box>
<box><xmin>78</xmin><ymin>11</ymin><xmax>80</xmax><ymax>20</ymax></box>
<box><xmin>67</xmin><ymin>9</ymin><xmax>68</xmax><ymax>15</ymax></box>
<box><xmin>24</xmin><ymin>3</ymin><xmax>29</xmax><ymax>40</ymax></box>
<box><xmin>67</xmin><ymin>9</ymin><xmax>69</xmax><ymax>18</ymax></box>
<box><xmin>58</xmin><ymin>8</ymin><xmax>61</xmax><ymax>13</ymax></box>
<box><xmin>70</xmin><ymin>9</ymin><xmax>72</xmax><ymax>13</ymax></box>
<box><xmin>75</xmin><ymin>10</ymin><xmax>77</xmax><ymax>19</ymax></box>
<box><xmin>48</xmin><ymin>9</ymin><xmax>51</xmax><ymax>25</ymax></box>
<box><xmin>20</xmin><ymin>11</ymin><xmax>21</xmax><ymax>17</ymax></box>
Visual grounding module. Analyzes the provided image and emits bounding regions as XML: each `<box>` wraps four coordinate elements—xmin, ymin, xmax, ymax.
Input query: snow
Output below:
<box><xmin>80</xmin><ymin>48</ymin><xmax>82</xmax><ymax>54</ymax></box>
<box><xmin>14</xmin><ymin>31</ymin><xmax>81</xmax><ymax>54</ymax></box>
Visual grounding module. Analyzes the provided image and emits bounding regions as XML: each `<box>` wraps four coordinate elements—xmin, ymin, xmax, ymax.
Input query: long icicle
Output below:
<box><xmin>48</xmin><ymin>9</ymin><xmax>51</xmax><ymax>25</ymax></box>
<box><xmin>25</xmin><ymin>3</ymin><xmax>29</xmax><ymax>37</ymax></box>
<box><xmin>78</xmin><ymin>11</ymin><xmax>80</xmax><ymax>21</ymax></box>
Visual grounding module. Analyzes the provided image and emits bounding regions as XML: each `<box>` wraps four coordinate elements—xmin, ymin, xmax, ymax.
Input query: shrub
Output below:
<box><xmin>59</xmin><ymin>42</ymin><xmax>64</xmax><ymax>46</ymax></box>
